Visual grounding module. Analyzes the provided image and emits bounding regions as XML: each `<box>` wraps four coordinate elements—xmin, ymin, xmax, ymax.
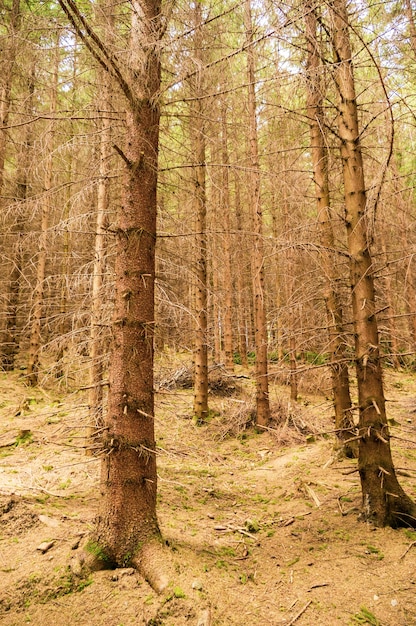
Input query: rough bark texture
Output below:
<box><xmin>331</xmin><ymin>0</ymin><xmax>416</xmax><ymax>526</ymax></box>
<box><xmin>245</xmin><ymin>0</ymin><xmax>270</xmax><ymax>427</ymax></box>
<box><xmin>305</xmin><ymin>5</ymin><xmax>357</xmax><ymax>457</ymax></box>
<box><xmin>92</xmin><ymin>0</ymin><xmax>167</xmax><ymax>574</ymax></box>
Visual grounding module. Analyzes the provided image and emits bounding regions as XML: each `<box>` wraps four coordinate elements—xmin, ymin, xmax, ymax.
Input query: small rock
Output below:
<box><xmin>207</xmin><ymin>514</ymin><xmax>215</xmax><ymax>519</ymax></box>
<box><xmin>196</xmin><ymin>607</ymin><xmax>211</xmax><ymax>626</ymax></box>
<box><xmin>70</xmin><ymin>556</ymin><xmax>84</xmax><ymax>577</ymax></box>
<box><xmin>36</xmin><ymin>541</ymin><xmax>54</xmax><ymax>554</ymax></box>
<box><xmin>192</xmin><ymin>579</ymin><xmax>203</xmax><ymax>591</ymax></box>
<box><xmin>118</xmin><ymin>568</ymin><xmax>135</xmax><ymax>577</ymax></box>
<box><xmin>391</xmin><ymin>599</ymin><xmax>398</xmax><ymax>607</ymax></box>
<box><xmin>39</xmin><ymin>515</ymin><xmax>60</xmax><ymax>528</ymax></box>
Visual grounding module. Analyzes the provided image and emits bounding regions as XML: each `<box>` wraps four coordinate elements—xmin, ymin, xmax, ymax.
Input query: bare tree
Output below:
<box><xmin>58</xmin><ymin>0</ymin><xmax>172</xmax><ymax>587</ymax></box>
<box><xmin>27</xmin><ymin>34</ymin><xmax>60</xmax><ymax>385</ymax></box>
<box><xmin>244</xmin><ymin>0</ymin><xmax>270</xmax><ymax>427</ymax></box>
<box><xmin>305</xmin><ymin>2</ymin><xmax>357</xmax><ymax>457</ymax></box>
<box><xmin>190</xmin><ymin>0</ymin><xmax>209</xmax><ymax>424</ymax></box>
<box><xmin>330</xmin><ymin>0</ymin><xmax>416</xmax><ymax>526</ymax></box>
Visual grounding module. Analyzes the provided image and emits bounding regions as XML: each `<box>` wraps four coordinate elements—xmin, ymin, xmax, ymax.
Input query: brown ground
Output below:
<box><xmin>1</xmin><ymin>361</ymin><xmax>416</xmax><ymax>626</ymax></box>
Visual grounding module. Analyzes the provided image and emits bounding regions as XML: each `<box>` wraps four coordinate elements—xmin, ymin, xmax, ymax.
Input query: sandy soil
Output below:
<box><xmin>0</xmin><ymin>365</ymin><xmax>416</xmax><ymax>625</ymax></box>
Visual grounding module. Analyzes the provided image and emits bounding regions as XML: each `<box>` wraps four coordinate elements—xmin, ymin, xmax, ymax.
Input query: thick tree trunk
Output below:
<box><xmin>57</xmin><ymin>0</ymin><xmax>171</xmax><ymax>591</ymax></box>
<box><xmin>305</xmin><ymin>4</ymin><xmax>357</xmax><ymax>457</ymax></box>
<box><xmin>331</xmin><ymin>0</ymin><xmax>416</xmax><ymax>526</ymax></box>
<box><xmin>87</xmin><ymin>0</ymin><xmax>171</xmax><ymax>589</ymax></box>
<box><xmin>244</xmin><ymin>0</ymin><xmax>270</xmax><ymax>427</ymax></box>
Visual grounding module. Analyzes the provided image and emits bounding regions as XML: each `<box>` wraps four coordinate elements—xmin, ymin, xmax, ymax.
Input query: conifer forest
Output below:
<box><xmin>1</xmin><ymin>1</ymin><xmax>416</xmax><ymax>624</ymax></box>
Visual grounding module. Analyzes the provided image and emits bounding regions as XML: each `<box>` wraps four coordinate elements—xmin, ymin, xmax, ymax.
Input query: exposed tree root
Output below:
<box><xmin>131</xmin><ymin>538</ymin><xmax>175</xmax><ymax>593</ymax></box>
<box><xmin>71</xmin><ymin>535</ymin><xmax>175</xmax><ymax>594</ymax></box>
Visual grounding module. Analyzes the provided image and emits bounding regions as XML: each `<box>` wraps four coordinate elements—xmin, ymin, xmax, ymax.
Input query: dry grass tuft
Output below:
<box><xmin>214</xmin><ymin>395</ymin><xmax>320</xmax><ymax>445</ymax></box>
<box><xmin>267</xmin><ymin>397</ymin><xmax>317</xmax><ymax>446</ymax></box>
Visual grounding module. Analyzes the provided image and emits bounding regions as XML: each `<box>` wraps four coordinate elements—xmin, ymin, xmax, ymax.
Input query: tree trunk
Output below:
<box><xmin>1</xmin><ymin>67</ymin><xmax>34</xmax><ymax>371</ymax></box>
<box><xmin>27</xmin><ymin>36</ymin><xmax>60</xmax><ymax>386</ymax></box>
<box><xmin>191</xmin><ymin>2</ymin><xmax>209</xmax><ymax>423</ymax></box>
<box><xmin>88</xmin><ymin>3</ymin><xmax>114</xmax><ymax>447</ymax></box>
<box><xmin>0</xmin><ymin>0</ymin><xmax>21</xmax><ymax>195</ymax></box>
<box><xmin>244</xmin><ymin>0</ymin><xmax>270</xmax><ymax>427</ymax></box>
<box><xmin>380</xmin><ymin>232</ymin><xmax>400</xmax><ymax>369</ymax></box>
<box><xmin>234</xmin><ymin>170</ymin><xmax>249</xmax><ymax>369</ymax></box>
<box><xmin>0</xmin><ymin>0</ymin><xmax>22</xmax><ymax>370</ymax></box>
<box><xmin>220</xmin><ymin>102</ymin><xmax>234</xmax><ymax>372</ymax></box>
<box><xmin>305</xmin><ymin>4</ymin><xmax>357</xmax><ymax>457</ymax></box>
<box><xmin>92</xmin><ymin>0</ymin><xmax>167</xmax><ymax>581</ymax></box>
<box><xmin>331</xmin><ymin>0</ymin><xmax>416</xmax><ymax>526</ymax></box>
<box><xmin>88</xmin><ymin>72</ymin><xmax>111</xmax><ymax>448</ymax></box>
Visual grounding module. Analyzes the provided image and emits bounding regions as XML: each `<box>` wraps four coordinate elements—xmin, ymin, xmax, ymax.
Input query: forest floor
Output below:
<box><xmin>1</xmin><ymin>357</ymin><xmax>416</xmax><ymax>626</ymax></box>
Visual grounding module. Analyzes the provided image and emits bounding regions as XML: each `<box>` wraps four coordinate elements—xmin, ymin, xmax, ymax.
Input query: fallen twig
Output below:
<box><xmin>307</xmin><ymin>582</ymin><xmax>329</xmax><ymax>591</ymax></box>
<box><xmin>399</xmin><ymin>541</ymin><xmax>416</xmax><ymax>560</ymax></box>
<box><xmin>287</xmin><ymin>600</ymin><xmax>312</xmax><ymax>625</ymax></box>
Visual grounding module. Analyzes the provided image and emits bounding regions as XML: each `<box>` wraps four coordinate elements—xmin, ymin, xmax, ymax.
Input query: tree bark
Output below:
<box><xmin>331</xmin><ymin>0</ymin><xmax>416</xmax><ymax>526</ymax></box>
<box><xmin>88</xmin><ymin>71</ymin><xmax>111</xmax><ymax>447</ymax></box>
<box><xmin>0</xmin><ymin>0</ymin><xmax>21</xmax><ymax>195</ymax></box>
<box><xmin>27</xmin><ymin>35</ymin><xmax>60</xmax><ymax>386</ymax></box>
<box><xmin>244</xmin><ymin>0</ymin><xmax>270</xmax><ymax>427</ymax></box>
<box><xmin>58</xmin><ymin>0</ymin><xmax>170</xmax><ymax>587</ymax></box>
<box><xmin>93</xmin><ymin>0</ymin><xmax>167</xmax><ymax>577</ymax></box>
<box><xmin>1</xmin><ymin>66</ymin><xmax>34</xmax><ymax>371</ymax></box>
<box><xmin>220</xmin><ymin>102</ymin><xmax>234</xmax><ymax>372</ymax></box>
<box><xmin>305</xmin><ymin>4</ymin><xmax>357</xmax><ymax>457</ymax></box>
<box><xmin>191</xmin><ymin>2</ymin><xmax>209</xmax><ymax>423</ymax></box>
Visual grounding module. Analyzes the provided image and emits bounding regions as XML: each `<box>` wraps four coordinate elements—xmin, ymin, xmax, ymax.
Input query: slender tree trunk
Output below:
<box><xmin>88</xmin><ymin>70</ymin><xmax>111</xmax><ymax>448</ymax></box>
<box><xmin>234</xmin><ymin>171</ymin><xmax>249</xmax><ymax>369</ymax></box>
<box><xmin>331</xmin><ymin>0</ymin><xmax>416</xmax><ymax>526</ymax></box>
<box><xmin>27</xmin><ymin>36</ymin><xmax>60</xmax><ymax>386</ymax></box>
<box><xmin>1</xmin><ymin>68</ymin><xmax>34</xmax><ymax>371</ymax></box>
<box><xmin>305</xmin><ymin>4</ymin><xmax>357</xmax><ymax>457</ymax></box>
<box><xmin>244</xmin><ymin>0</ymin><xmax>270</xmax><ymax>427</ymax></box>
<box><xmin>405</xmin><ymin>262</ymin><xmax>416</xmax><ymax>352</ymax></box>
<box><xmin>380</xmin><ymin>232</ymin><xmax>400</xmax><ymax>369</ymax></box>
<box><xmin>191</xmin><ymin>3</ymin><xmax>209</xmax><ymax>423</ymax></box>
<box><xmin>289</xmin><ymin>335</ymin><xmax>298</xmax><ymax>403</ymax></box>
<box><xmin>404</xmin><ymin>0</ymin><xmax>416</xmax><ymax>60</ymax></box>
<box><xmin>0</xmin><ymin>0</ymin><xmax>22</xmax><ymax>369</ymax></box>
<box><xmin>0</xmin><ymin>0</ymin><xmax>20</xmax><ymax>195</ymax></box>
<box><xmin>211</xmin><ymin>240</ymin><xmax>222</xmax><ymax>364</ymax></box>
<box><xmin>220</xmin><ymin>102</ymin><xmax>234</xmax><ymax>372</ymax></box>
